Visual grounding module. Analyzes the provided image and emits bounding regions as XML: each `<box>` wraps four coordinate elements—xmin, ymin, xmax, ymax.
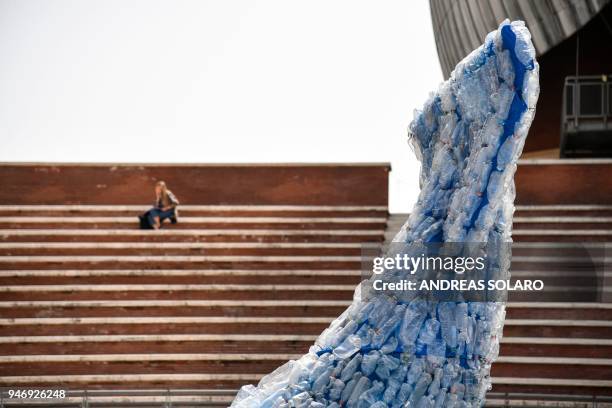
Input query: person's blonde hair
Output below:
<box><xmin>156</xmin><ymin>181</ymin><xmax>170</xmax><ymax>204</ymax></box>
<box><xmin>156</xmin><ymin>180</ymin><xmax>168</xmax><ymax>193</ymax></box>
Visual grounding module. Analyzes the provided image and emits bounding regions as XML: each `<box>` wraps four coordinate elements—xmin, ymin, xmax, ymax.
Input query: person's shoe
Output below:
<box><xmin>170</xmin><ymin>215</ymin><xmax>178</xmax><ymax>224</ymax></box>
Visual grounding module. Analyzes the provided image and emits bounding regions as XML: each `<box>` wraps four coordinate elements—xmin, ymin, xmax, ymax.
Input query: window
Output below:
<box><xmin>579</xmin><ymin>83</ymin><xmax>603</xmax><ymax>116</ymax></box>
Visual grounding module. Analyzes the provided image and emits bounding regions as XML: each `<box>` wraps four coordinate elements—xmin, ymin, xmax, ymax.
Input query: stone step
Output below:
<box><xmin>2</xmin><ymin>334</ymin><xmax>610</xmax><ymax>358</ymax></box>
<box><xmin>0</xmin><ymin>229</ymin><xmax>385</xmax><ymax>243</ymax></box>
<box><xmin>0</xmin><ymin>354</ymin><xmax>609</xmax><ymax>381</ymax></box>
<box><xmin>513</xmin><ymin>219</ymin><xmax>612</xmax><ymax>230</ymax></box>
<box><xmin>514</xmin><ymin>204</ymin><xmax>612</xmax><ymax>217</ymax></box>
<box><xmin>512</xmin><ymin>229</ymin><xmax>612</xmax><ymax>242</ymax></box>
<box><xmin>0</xmin><ymin>254</ymin><xmax>606</xmax><ymax>271</ymax></box>
<box><xmin>0</xmin><ymin>269</ymin><xmax>607</xmax><ymax>287</ymax></box>
<box><xmin>0</xmin><ymin>336</ymin><xmax>609</xmax><ymax>358</ymax></box>
<box><xmin>2</xmin><ymin>300</ymin><xmax>611</xmax><ymax>320</ymax></box>
<box><xmin>500</xmin><ymin>337</ymin><xmax>612</xmax><ymax>358</ymax></box>
<box><xmin>2</xmin><ymin>204</ymin><xmax>610</xmax><ymax>217</ymax></box>
<box><xmin>386</xmin><ymin>213</ymin><xmax>612</xmax><ymax>242</ymax></box>
<box><xmin>0</xmin><ymin>316</ymin><xmax>332</xmax><ymax>336</ymax></box>
<box><xmin>0</xmin><ymin>317</ymin><xmax>609</xmax><ymax>338</ymax></box>
<box><xmin>0</xmin><ymin>283</ymin><xmax>607</xmax><ymax>303</ymax></box>
<box><xmin>3</xmin><ymin>218</ymin><xmax>611</xmax><ymax>230</ymax></box>
<box><xmin>3</xmin><ymin>389</ymin><xmax>610</xmax><ymax>408</ymax></box>
<box><xmin>0</xmin><ymin>204</ymin><xmax>389</xmax><ymax>218</ymax></box>
<box><xmin>0</xmin><ymin>242</ymin><xmax>607</xmax><ymax>257</ymax></box>
<box><xmin>0</xmin><ymin>334</ymin><xmax>314</xmax><ymax>356</ymax></box>
<box><xmin>1</xmin><ymin>317</ymin><xmax>611</xmax><ymax>339</ymax></box>
<box><xmin>0</xmin><ymin>373</ymin><xmax>609</xmax><ymax>396</ymax></box>
<box><xmin>0</xmin><ymin>216</ymin><xmax>388</xmax><ymax>230</ymax></box>
<box><xmin>515</xmin><ymin>216</ymin><xmax>612</xmax><ymax>224</ymax></box>
<box><xmin>0</xmin><ymin>269</ymin><xmax>363</xmax><ymax>286</ymax></box>
<box><xmin>489</xmin><ymin>377</ymin><xmax>612</xmax><ymax>397</ymax></box>
<box><xmin>3</xmin><ymin>228</ymin><xmax>610</xmax><ymax>243</ymax></box>
<box><xmin>0</xmin><ymin>202</ymin><xmax>609</xmax><ymax>398</ymax></box>
<box><xmin>0</xmin><ymin>255</ymin><xmax>363</xmax><ymax>271</ymax></box>
<box><xmin>0</xmin><ymin>242</ymin><xmax>369</xmax><ymax>256</ymax></box>
<box><xmin>0</xmin><ymin>299</ymin><xmax>350</xmax><ymax>318</ymax></box>
<box><xmin>0</xmin><ymin>389</ymin><xmax>235</xmax><ymax>408</ymax></box>
<box><xmin>507</xmin><ymin>242</ymin><xmax>609</xmax><ymax>257</ymax></box>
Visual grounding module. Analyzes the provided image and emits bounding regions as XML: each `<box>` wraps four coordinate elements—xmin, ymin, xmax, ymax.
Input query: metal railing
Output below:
<box><xmin>0</xmin><ymin>389</ymin><xmax>235</xmax><ymax>408</ymax></box>
<box><xmin>563</xmin><ymin>75</ymin><xmax>612</xmax><ymax>125</ymax></box>
<box><xmin>561</xmin><ymin>74</ymin><xmax>612</xmax><ymax>157</ymax></box>
<box><xmin>1</xmin><ymin>389</ymin><xmax>612</xmax><ymax>408</ymax></box>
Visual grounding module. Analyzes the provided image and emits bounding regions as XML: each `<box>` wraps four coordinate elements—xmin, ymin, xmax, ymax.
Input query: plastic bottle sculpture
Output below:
<box><xmin>231</xmin><ymin>19</ymin><xmax>539</xmax><ymax>407</ymax></box>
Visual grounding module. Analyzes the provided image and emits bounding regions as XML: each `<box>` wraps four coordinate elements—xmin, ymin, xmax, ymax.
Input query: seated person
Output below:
<box><xmin>139</xmin><ymin>181</ymin><xmax>179</xmax><ymax>229</ymax></box>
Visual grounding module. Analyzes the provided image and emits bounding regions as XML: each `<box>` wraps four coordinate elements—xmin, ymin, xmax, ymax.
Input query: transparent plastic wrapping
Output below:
<box><xmin>231</xmin><ymin>19</ymin><xmax>539</xmax><ymax>408</ymax></box>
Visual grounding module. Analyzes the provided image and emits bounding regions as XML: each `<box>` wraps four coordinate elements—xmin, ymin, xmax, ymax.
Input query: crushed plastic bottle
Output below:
<box><xmin>231</xmin><ymin>19</ymin><xmax>539</xmax><ymax>408</ymax></box>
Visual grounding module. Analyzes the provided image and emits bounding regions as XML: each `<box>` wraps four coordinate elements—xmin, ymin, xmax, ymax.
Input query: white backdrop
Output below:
<box><xmin>0</xmin><ymin>0</ymin><xmax>443</xmax><ymax>213</ymax></box>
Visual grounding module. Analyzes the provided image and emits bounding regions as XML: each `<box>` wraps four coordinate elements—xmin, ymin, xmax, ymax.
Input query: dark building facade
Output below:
<box><xmin>430</xmin><ymin>0</ymin><xmax>612</xmax><ymax>154</ymax></box>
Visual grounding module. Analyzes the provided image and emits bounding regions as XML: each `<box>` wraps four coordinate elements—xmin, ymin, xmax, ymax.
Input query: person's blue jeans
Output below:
<box><xmin>147</xmin><ymin>207</ymin><xmax>175</xmax><ymax>227</ymax></box>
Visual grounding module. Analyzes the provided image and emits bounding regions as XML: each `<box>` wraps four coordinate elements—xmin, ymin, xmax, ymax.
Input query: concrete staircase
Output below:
<box><xmin>0</xmin><ymin>203</ymin><xmax>610</xmax><ymax>401</ymax></box>
<box><xmin>0</xmin><ymin>161</ymin><xmax>611</xmax><ymax>406</ymax></box>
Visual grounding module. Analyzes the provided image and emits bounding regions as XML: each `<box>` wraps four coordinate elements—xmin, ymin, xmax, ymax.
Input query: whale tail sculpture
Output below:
<box><xmin>231</xmin><ymin>19</ymin><xmax>539</xmax><ymax>407</ymax></box>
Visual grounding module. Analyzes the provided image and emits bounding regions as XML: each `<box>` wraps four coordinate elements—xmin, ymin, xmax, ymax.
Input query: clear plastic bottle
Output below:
<box><xmin>356</xmin><ymin>380</ymin><xmax>384</xmax><ymax>408</ymax></box>
<box><xmin>361</xmin><ymin>350</ymin><xmax>381</xmax><ymax>376</ymax></box>
<box><xmin>346</xmin><ymin>376</ymin><xmax>371</xmax><ymax>408</ymax></box>
<box><xmin>340</xmin><ymin>353</ymin><xmax>362</xmax><ymax>383</ymax></box>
